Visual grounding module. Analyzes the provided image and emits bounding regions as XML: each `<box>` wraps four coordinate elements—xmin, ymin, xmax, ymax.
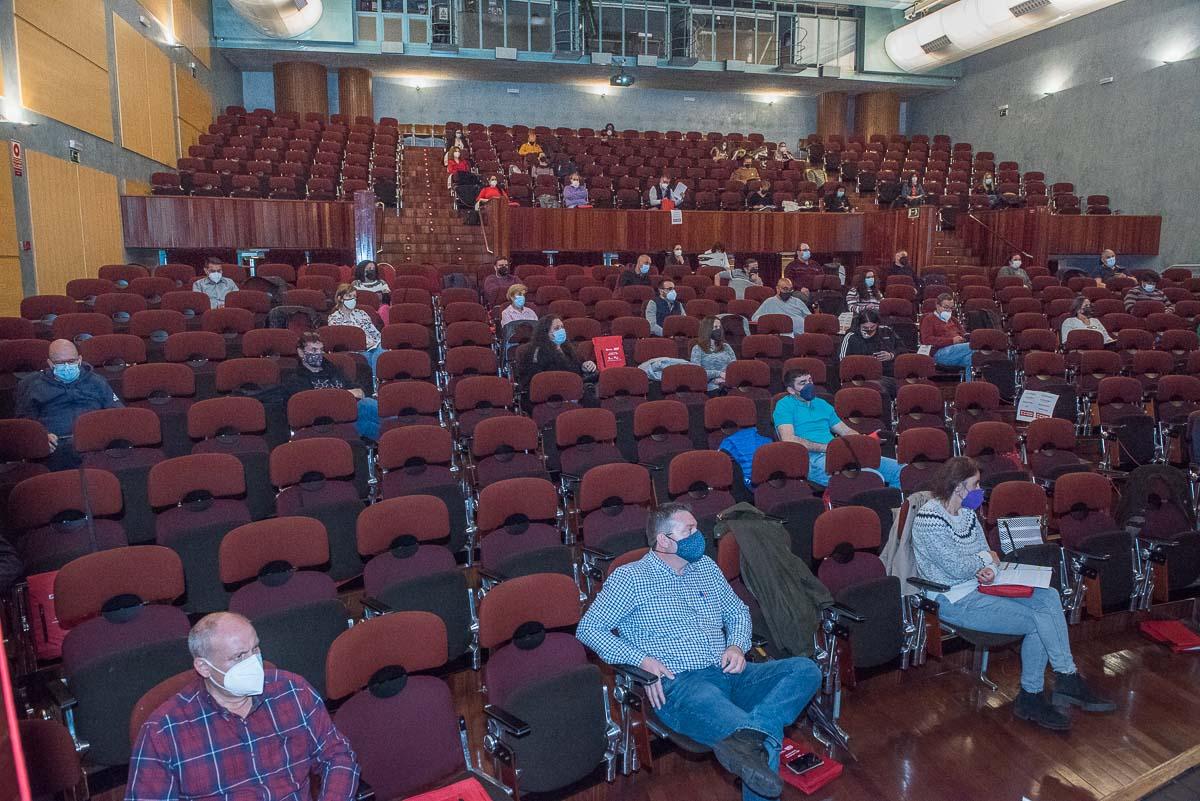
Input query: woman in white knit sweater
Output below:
<box><xmin>911</xmin><ymin>457</ymin><xmax>1114</xmax><ymax>731</ymax></box>
<box><xmin>327</xmin><ymin>283</ymin><xmax>383</xmax><ymax>376</ymax></box>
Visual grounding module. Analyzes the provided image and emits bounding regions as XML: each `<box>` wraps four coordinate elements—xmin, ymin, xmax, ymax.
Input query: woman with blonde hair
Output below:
<box><xmin>326</xmin><ymin>283</ymin><xmax>383</xmax><ymax>376</ymax></box>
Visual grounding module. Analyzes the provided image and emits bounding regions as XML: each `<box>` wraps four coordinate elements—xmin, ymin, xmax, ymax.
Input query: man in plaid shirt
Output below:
<box><xmin>577</xmin><ymin>503</ymin><xmax>821</xmax><ymax>801</ymax></box>
<box><xmin>126</xmin><ymin>612</ymin><xmax>359</xmax><ymax>801</ymax></box>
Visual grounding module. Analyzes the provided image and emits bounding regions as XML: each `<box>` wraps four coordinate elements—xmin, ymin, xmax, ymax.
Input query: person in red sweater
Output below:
<box><xmin>475</xmin><ymin>174</ymin><xmax>508</xmax><ymax>209</ymax></box>
<box><xmin>446</xmin><ymin>148</ymin><xmax>471</xmax><ymax>187</ymax></box>
<box><xmin>920</xmin><ymin>292</ymin><xmax>973</xmax><ymax>380</ymax></box>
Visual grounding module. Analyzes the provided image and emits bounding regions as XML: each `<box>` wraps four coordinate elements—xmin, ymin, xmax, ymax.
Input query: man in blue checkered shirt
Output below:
<box><xmin>577</xmin><ymin>503</ymin><xmax>822</xmax><ymax>800</ymax></box>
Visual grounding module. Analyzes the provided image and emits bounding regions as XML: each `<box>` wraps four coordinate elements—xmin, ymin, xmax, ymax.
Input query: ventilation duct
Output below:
<box><xmin>885</xmin><ymin>0</ymin><xmax>1127</xmax><ymax>73</ymax></box>
<box><xmin>227</xmin><ymin>0</ymin><xmax>324</xmax><ymax>38</ymax></box>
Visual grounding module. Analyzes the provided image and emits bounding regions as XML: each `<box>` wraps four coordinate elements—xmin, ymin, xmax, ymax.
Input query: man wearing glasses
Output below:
<box><xmin>15</xmin><ymin>339</ymin><xmax>123</xmax><ymax>470</ymax></box>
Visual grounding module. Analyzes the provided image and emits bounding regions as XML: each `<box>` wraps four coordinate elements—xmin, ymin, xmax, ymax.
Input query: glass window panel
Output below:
<box><xmin>381</xmin><ymin>0</ymin><xmax>403</xmax><ymax>10</ymax></box>
<box><xmin>459</xmin><ymin>0</ymin><xmax>483</xmax><ymax>47</ymax></box>
<box><xmin>357</xmin><ymin>14</ymin><xmax>379</xmax><ymax>39</ymax></box>
<box><xmin>481</xmin><ymin>0</ymin><xmax>505</xmax><ymax>47</ymax></box>
<box><xmin>507</xmin><ymin>0</ymin><xmax>530</xmax><ymax>49</ymax></box>
<box><xmin>598</xmin><ymin>3</ymin><xmax>624</xmax><ymax>54</ymax></box>
<box><xmin>693</xmin><ymin>10</ymin><xmax>715</xmax><ymax>61</ymax></box>
<box><xmin>834</xmin><ymin>17</ymin><xmax>856</xmax><ymax>68</ymax></box>
<box><xmin>793</xmin><ymin>15</ymin><xmax>817</xmax><ymax>66</ymax></box>
<box><xmin>529</xmin><ymin>2</ymin><xmax>551</xmax><ymax>50</ymax></box>
<box><xmin>358</xmin><ymin>0</ymin><xmax>379</xmax><ymax>11</ymax></box>
<box><xmin>642</xmin><ymin>8</ymin><xmax>665</xmax><ymax>56</ymax></box>
<box><xmin>732</xmin><ymin>13</ymin><xmax>755</xmax><ymax>61</ymax></box>
<box><xmin>817</xmin><ymin>17</ymin><xmax>839</xmax><ymax>65</ymax></box>
<box><xmin>407</xmin><ymin>0</ymin><xmax>429</xmax><ymax>12</ymax></box>
<box><xmin>753</xmin><ymin>14</ymin><xmax>775</xmax><ymax>65</ymax></box>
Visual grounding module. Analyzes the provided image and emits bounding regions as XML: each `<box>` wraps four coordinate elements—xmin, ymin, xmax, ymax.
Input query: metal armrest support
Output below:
<box><xmin>477</xmin><ymin>566</ymin><xmax>506</xmax><ymax>584</ymax></box>
<box><xmin>906</xmin><ymin>577</ymin><xmax>951</xmax><ymax>595</ymax></box>
<box><xmin>821</xmin><ymin>602</ymin><xmax>864</xmax><ymax>624</ymax></box>
<box><xmin>635</xmin><ymin>461</ymin><xmax>664</xmax><ymax>472</ymax></box>
<box><xmin>354</xmin><ymin>782</ymin><xmax>376</xmax><ymax>801</ymax></box>
<box><xmin>360</xmin><ymin>597</ymin><xmax>393</xmax><ymax>617</ymax></box>
<box><xmin>613</xmin><ymin>663</ymin><xmax>659</xmax><ymax>687</ymax></box>
<box><xmin>483</xmin><ymin>704</ymin><xmax>532</xmax><ymax>737</ymax></box>
<box><xmin>1063</xmin><ymin>547</ymin><xmax>1110</xmax><ymax>566</ymax></box>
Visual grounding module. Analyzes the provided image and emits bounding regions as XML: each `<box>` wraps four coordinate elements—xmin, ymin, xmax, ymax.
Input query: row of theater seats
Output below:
<box><xmin>7</xmin><ymin>255</ymin><xmax>1200</xmax><ymax>798</ymax></box>
<box><xmin>450</xmin><ymin>122</ymin><xmax>1109</xmax><ymax>215</ymax></box>
<box><xmin>151</xmin><ymin>106</ymin><xmax>402</xmax><ymax>204</ymax></box>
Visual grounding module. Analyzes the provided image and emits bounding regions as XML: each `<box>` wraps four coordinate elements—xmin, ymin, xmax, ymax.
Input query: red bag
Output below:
<box><xmin>978</xmin><ymin>583</ymin><xmax>1033</xmax><ymax>598</ymax></box>
<box><xmin>26</xmin><ymin>570</ymin><xmax>66</xmax><ymax>661</ymax></box>
<box><xmin>592</xmin><ymin>335</ymin><xmax>625</xmax><ymax>371</ymax></box>
<box><xmin>402</xmin><ymin>778</ymin><xmax>493</xmax><ymax>801</ymax></box>
<box><xmin>779</xmin><ymin>738</ymin><xmax>842</xmax><ymax>794</ymax></box>
<box><xmin>661</xmin><ymin>198</ymin><xmax>675</xmax><ymax>211</ymax></box>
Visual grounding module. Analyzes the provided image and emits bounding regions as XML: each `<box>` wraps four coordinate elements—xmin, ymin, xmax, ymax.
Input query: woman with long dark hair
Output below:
<box><xmin>845</xmin><ymin>269</ymin><xmax>882</xmax><ymax>316</ymax></box>
<box><xmin>516</xmin><ymin>314</ymin><xmax>598</xmax><ymax>391</ymax></box>
<box><xmin>689</xmin><ymin>316</ymin><xmax>736</xmax><ymax>391</ymax></box>
<box><xmin>911</xmin><ymin>457</ymin><xmax>1115</xmax><ymax>731</ymax></box>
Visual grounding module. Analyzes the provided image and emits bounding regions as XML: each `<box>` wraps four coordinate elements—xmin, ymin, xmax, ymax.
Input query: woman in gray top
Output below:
<box><xmin>911</xmin><ymin>457</ymin><xmax>1114</xmax><ymax>731</ymax></box>
<box><xmin>689</xmin><ymin>316</ymin><xmax>736</xmax><ymax>391</ymax></box>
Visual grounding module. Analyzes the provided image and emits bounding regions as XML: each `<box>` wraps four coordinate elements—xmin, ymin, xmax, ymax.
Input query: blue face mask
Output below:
<box><xmin>864</xmin><ymin>276</ymin><xmax>875</xmax><ymax>287</ymax></box>
<box><xmin>53</xmin><ymin>362</ymin><xmax>81</xmax><ymax>383</ymax></box>
<box><xmin>665</xmin><ymin>289</ymin><xmax>677</xmax><ymax>303</ymax></box>
<box><xmin>936</xmin><ymin>310</ymin><xmax>952</xmax><ymax>322</ymax></box>
<box><xmin>513</xmin><ymin>295</ymin><xmax>526</xmax><ymax>308</ymax></box>
<box><xmin>800</xmin><ymin>249</ymin><xmax>811</xmax><ymax>260</ymax></box>
<box><xmin>797</xmin><ymin>384</ymin><xmax>816</xmax><ymax>401</ymax></box>
<box><xmin>961</xmin><ymin>488</ymin><xmax>985</xmax><ymax>510</ymax></box>
<box><xmin>670</xmin><ymin>530</ymin><xmax>706</xmax><ymax>563</ymax></box>
<box><xmin>551</xmin><ymin>328</ymin><xmax>567</xmax><ymax>345</ymax></box>
<box><xmin>1105</xmin><ymin>257</ymin><xmax>1116</xmax><ymax>268</ymax></box>
<box><xmin>639</xmin><ymin>264</ymin><xmax>650</xmax><ymax>275</ymax></box>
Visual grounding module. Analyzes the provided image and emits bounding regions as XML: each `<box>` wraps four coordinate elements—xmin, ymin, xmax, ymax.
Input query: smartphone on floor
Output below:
<box><xmin>785</xmin><ymin>752</ymin><xmax>824</xmax><ymax>776</ymax></box>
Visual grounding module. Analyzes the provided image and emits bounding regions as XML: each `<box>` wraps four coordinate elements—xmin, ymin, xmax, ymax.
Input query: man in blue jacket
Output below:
<box><xmin>15</xmin><ymin>339</ymin><xmax>122</xmax><ymax>470</ymax></box>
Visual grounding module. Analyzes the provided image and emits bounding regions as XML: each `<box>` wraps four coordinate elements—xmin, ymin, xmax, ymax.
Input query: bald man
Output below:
<box><xmin>127</xmin><ymin>612</ymin><xmax>359</xmax><ymax>801</ymax></box>
<box><xmin>15</xmin><ymin>339</ymin><xmax>122</xmax><ymax>470</ymax></box>
<box><xmin>750</xmin><ymin>278</ymin><xmax>811</xmax><ymax>335</ymax></box>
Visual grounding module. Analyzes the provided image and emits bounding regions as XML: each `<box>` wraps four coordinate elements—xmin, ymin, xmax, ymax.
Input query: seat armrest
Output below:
<box><xmin>907</xmin><ymin>577</ymin><xmax>951</xmax><ymax>594</ymax></box>
<box><xmin>822</xmin><ymin>602</ymin><xmax>864</xmax><ymax>623</ymax></box>
<box><xmin>1137</xmin><ymin>536</ymin><xmax>1180</xmax><ymax>549</ymax></box>
<box><xmin>1064</xmin><ymin>547</ymin><xmax>1110</xmax><ymax>564</ymax></box>
<box><xmin>477</xmin><ymin>566</ymin><xmax>506</xmax><ymax>584</ymax></box>
<box><xmin>46</xmin><ymin>676</ymin><xmax>76</xmax><ymax>711</ymax></box>
<box><xmin>560</xmin><ymin>472</ymin><xmax>582</xmax><ymax>484</ymax></box>
<box><xmin>613</xmin><ymin>663</ymin><xmax>659</xmax><ymax>686</ymax></box>
<box><xmin>354</xmin><ymin>781</ymin><xmax>376</xmax><ymax>801</ymax></box>
<box><xmin>483</xmin><ymin>704</ymin><xmax>532</xmax><ymax>737</ymax></box>
<box><xmin>635</xmin><ymin>461</ymin><xmax>664</xmax><ymax>472</ymax></box>
<box><xmin>360</xmin><ymin>597</ymin><xmax>393</xmax><ymax>616</ymax></box>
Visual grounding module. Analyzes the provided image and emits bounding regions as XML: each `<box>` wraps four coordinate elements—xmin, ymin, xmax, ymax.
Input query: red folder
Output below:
<box><xmin>402</xmin><ymin>777</ymin><xmax>493</xmax><ymax>801</ymax></box>
<box><xmin>779</xmin><ymin>738</ymin><xmax>842</xmax><ymax>794</ymax></box>
<box><xmin>1139</xmin><ymin>620</ymin><xmax>1200</xmax><ymax>653</ymax></box>
<box><xmin>593</xmin><ymin>335</ymin><xmax>626</xmax><ymax>370</ymax></box>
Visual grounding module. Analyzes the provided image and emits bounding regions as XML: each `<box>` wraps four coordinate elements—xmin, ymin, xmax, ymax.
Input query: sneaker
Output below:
<box><xmin>1013</xmin><ymin>689</ymin><xmax>1072</xmax><ymax>731</ymax></box>
<box><xmin>1051</xmin><ymin>671</ymin><xmax>1117</xmax><ymax>713</ymax></box>
<box><xmin>712</xmin><ymin>729</ymin><xmax>784</xmax><ymax>799</ymax></box>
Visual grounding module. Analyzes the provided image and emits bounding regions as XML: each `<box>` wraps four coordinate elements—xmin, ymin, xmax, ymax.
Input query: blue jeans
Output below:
<box><xmin>936</xmin><ymin>587</ymin><xmax>1076</xmax><ymax>693</ymax></box>
<box><xmin>362</xmin><ymin>346</ymin><xmax>383</xmax><ymax>377</ymax></box>
<box><xmin>656</xmin><ymin>658</ymin><xmax>822</xmax><ymax>801</ymax></box>
<box><xmin>933</xmin><ymin>342</ymin><xmax>974</xmax><ymax>381</ymax></box>
<box><xmin>807</xmin><ymin>450</ymin><xmax>902</xmax><ymax>488</ymax></box>
<box><xmin>356</xmin><ymin>398</ymin><xmax>380</xmax><ymax>441</ymax></box>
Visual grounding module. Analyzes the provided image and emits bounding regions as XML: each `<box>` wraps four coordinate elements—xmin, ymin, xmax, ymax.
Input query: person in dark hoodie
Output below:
<box><xmin>15</xmin><ymin>338</ymin><xmax>123</xmax><ymax>470</ymax></box>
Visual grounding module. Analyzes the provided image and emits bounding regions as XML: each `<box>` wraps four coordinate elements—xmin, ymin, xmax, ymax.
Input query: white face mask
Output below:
<box><xmin>489</xmin><ymin>180</ymin><xmax>498</xmax><ymax>187</ymax></box>
<box><xmin>673</xmin><ymin>249</ymin><xmax>682</xmax><ymax>256</ymax></box>
<box><xmin>208</xmin><ymin>271</ymin><xmax>223</xmax><ymax>284</ymax></box>
<box><xmin>204</xmin><ymin>653</ymin><xmax>264</xmax><ymax>697</ymax></box>
<box><xmin>571</xmin><ymin>180</ymin><xmax>580</xmax><ymax>187</ymax></box>
<box><xmin>342</xmin><ymin>297</ymin><xmax>357</xmax><ymax>310</ymax></box>
<box><xmin>1010</xmin><ymin>260</ymin><xmax>1022</xmax><ymax>269</ymax></box>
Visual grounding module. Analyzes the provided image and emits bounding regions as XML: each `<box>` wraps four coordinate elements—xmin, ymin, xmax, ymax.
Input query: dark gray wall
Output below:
<box><xmin>905</xmin><ymin>0</ymin><xmax>1200</xmax><ymax>268</ymax></box>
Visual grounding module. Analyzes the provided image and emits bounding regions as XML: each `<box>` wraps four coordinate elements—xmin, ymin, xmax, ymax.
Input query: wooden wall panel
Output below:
<box><xmin>958</xmin><ymin>208</ymin><xmax>1161</xmax><ymax>268</ymax></box>
<box><xmin>125</xmin><ymin>180</ymin><xmax>153</xmax><ymax>196</ymax></box>
<box><xmin>115</xmin><ymin>14</ymin><xmax>154</xmax><ymax>160</ymax></box>
<box><xmin>27</xmin><ymin>152</ymin><xmax>125</xmax><ymax>296</ymax></box>
<box><xmin>176</xmin><ymin>66</ymin><xmax>213</xmax><ymax>132</ymax></box>
<box><xmin>172</xmin><ymin>0</ymin><xmax>210</xmax><ymax>67</ymax></box>
<box><xmin>338</xmin><ymin>68</ymin><xmax>374</xmax><ymax>124</ymax></box>
<box><xmin>854</xmin><ymin>92</ymin><xmax>900</xmax><ymax>142</ymax></box>
<box><xmin>79</xmin><ymin>168</ymin><xmax>126</xmax><ymax>269</ymax></box>
<box><xmin>14</xmin><ymin>18</ymin><xmax>114</xmax><ymax>141</ymax></box>
<box><xmin>116</xmin><ymin>14</ymin><xmax>178</xmax><ymax>165</ymax></box>
<box><xmin>179</xmin><ymin>120</ymin><xmax>204</xmax><ymax>160</ymax></box>
<box><xmin>121</xmin><ymin>196</ymin><xmax>356</xmax><ymax>250</ymax></box>
<box><xmin>27</xmin><ymin>151</ymin><xmax>86</xmax><ymax>296</ymax></box>
<box><xmin>139</xmin><ymin>0</ymin><xmax>173</xmax><ymax>28</ymax></box>
<box><xmin>0</xmin><ymin>166</ymin><xmax>22</xmax><ymax>316</ymax></box>
<box><xmin>14</xmin><ymin>0</ymin><xmax>108</xmax><ymax>70</ymax></box>
<box><xmin>274</xmin><ymin>62</ymin><xmax>329</xmax><ymax>118</ymax></box>
<box><xmin>817</xmin><ymin>92</ymin><xmax>848</xmax><ymax>141</ymax></box>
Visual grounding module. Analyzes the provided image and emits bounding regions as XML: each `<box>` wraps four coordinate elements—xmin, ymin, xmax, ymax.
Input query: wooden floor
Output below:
<box><xmin>445</xmin><ymin>605</ymin><xmax>1200</xmax><ymax>801</ymax></box>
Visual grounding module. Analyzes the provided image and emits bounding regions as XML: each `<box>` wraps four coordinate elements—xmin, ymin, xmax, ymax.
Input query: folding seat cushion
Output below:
<box><xmin>74</xmin><ymin>407</ymin><xmax>164</xmax><ymax>544</ymax></box>
<box><xmin>478</xmin><ymin>574</ymin><xmax>610</xmax><ymax>795</ymax></box>
<box><xmin>963</xmin><ymin>421</ymin><xmax>1026</xmax><ymax>485</ymax></box>
<box><xmin>188</xmin><ymin>396</ymin><xmax>274</xmax><ymax>520</ymax></box>
<box><xmin>750</xmin><ymin>441</ymin><xmax>813</xmax><ymax>514</ymax></box>
<box><xmin>471</xmin><ymin>415</ymin><xmax>548</xmax><ymax>489</ymax></box>
<box><xmin>554</xmin><ymin>407</ymin><xmax>624</xmax><ymax>479</ymax></box>
<box><xmin>269</xmin><ymin>437</ymin><xmax>365</xmax><ymax>581</ymax></box>
<box><xmin>149</xmin><ymin>453</ymin><xmax>252</xmax><ymax>613</ymax></box>
<box><xmin>122</xmin><ymin>363</ymin><xmax>197</xmax><ymax>457</ymax></box>
<box><xmin>452</xmin><ymin>375</ymin><xmax>516</xmax><ymax>439</ymax></box>
<box><xmin>357</xmin><ymin>498</ymin><xmax>474</xmax><ymax>662</ymax></box>
<box><xmin>475</xmin><ymin>477</ymin><xmax>571</xmax><ymax>580</ymax></box>
<box><xmin>896</xmin><ymin>427</ymin><xmax>951</xmax><ymax>494</ymax></box>
<box><xmin>667</xmin><ymin>451</ymin><xmax>737</xmax><ymax>544</ymax></box>
<box><xmin>377</xmin><ymin>426</ymin><xmax>468</xmax><ymax>555</ymax></box>
<box><xmin>219</xmin><ymin>517</ymin><xmax>346</xmax><ymax>696</ymax></box>
<box><xmin>576</xmin><ymin>462</ymin><xmax>654</xmax><ymax>562</ymax></box>
<box><xmin>54</xmin><ymin>546</ymin><xmax>192</xmax><ymax>765</ymax></box>
<box><xmin>328</xmin><ymin>613</ymin><xmax>491</xmax><ymax>801</ymax></box>
<box><xmin>164</xmin><ymin>330</ymin><xmax>228</xmax><ymax>398</ymax></box>
<box><xmin>597</xmin><ymin>366</ymin><xmax>649</xmax><ymax>416</ymax></box>
<box><xmin>823</xmin><ymin>435</ymin><xmax>886</xmax><ymax>505</ymax></box>
<box><xmin>7</xmin><ymin>468</ymin><xmax>127</xmax><ymax>576</ymax></box>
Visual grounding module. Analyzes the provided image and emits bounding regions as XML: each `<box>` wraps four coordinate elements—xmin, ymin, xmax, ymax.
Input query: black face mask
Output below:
<box><xmin>779</xmin><ymin>292</ymin><xmax>793</xmax><ymax>302</ymax></box>
<box><xmin>497</xmin><ymin>267</ymin><xmax>510</xmax><ymax>277</ymax></box>
<box><xmin>898</xmin><ymin>258</ymin><xmax>910</xmax><ymax>268</ymax></box>
<box><xmin>364</xmin><ymin>270</ymin><xmax>376</xmax><ymax>280</ymax></box>
<box><xmin>710</xmin><ymin>328</ymin><xmax>724</xmax><ymax>342</ymax></box>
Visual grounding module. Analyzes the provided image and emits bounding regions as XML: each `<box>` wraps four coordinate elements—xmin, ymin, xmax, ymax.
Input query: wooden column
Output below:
<box><xmin>338</xmin><ymin>68</ymin><xmax>374</xmax><ymax>123</ymax></box>
<box><xmin>816</xmin><ymin>91</ymin><xmax>848</xmax><ymax>140</ymax></box>
<box><xmin>273</xmin><ymin>61</ymin><xmax>329</xmax><ymax>118</ymax></box>
<box><xmin>854</xmin><ymin>91</ymin><xmax>901</xmax><ymax>142</ymax></box>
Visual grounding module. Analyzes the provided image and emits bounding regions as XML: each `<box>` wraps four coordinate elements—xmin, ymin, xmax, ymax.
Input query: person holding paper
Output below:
<box><xmin>911</xmin><ymin>457</ymin><xmax>1115</xmax><ymax>731</ymax></box>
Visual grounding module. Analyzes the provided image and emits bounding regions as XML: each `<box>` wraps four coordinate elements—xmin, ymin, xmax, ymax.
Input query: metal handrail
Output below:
<box><xmin>963</xmin><ymin>211</ymin><xmax>1033</xmax><ymax>261</ymax></box>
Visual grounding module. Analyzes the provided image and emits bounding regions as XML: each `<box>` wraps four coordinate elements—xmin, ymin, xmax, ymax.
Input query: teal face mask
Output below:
<box><xmin>53</xmin><ymin>362</ymin><xmax>81</xmax><ymax>383</ymax></box>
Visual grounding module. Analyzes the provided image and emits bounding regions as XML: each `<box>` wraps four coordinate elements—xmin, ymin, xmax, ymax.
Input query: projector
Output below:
<box><xmin>610</xmin><ymin>71</ymin><xmax>635</xmax><ymax>87</ymax></box>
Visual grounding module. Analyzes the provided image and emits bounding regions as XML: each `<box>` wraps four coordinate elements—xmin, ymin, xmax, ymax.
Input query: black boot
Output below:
<box><xmin>1013</xmin><ymin>689</ymin><xmax>1072</xmax><ymax>730</ymax></box>
<box><xmin>712</xmin><ymin>729</ymin><xmax>784</xmax><ymax>799</ymax></box>
<box><xmin>1052</xmin><ymin>671</ymin><xmax>1116</xmax><ymax>713</ymax></box>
